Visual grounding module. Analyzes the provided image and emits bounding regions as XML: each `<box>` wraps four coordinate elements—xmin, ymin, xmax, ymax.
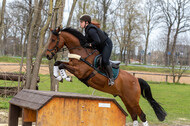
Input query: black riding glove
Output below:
<box><xmin>84</xmin><ymin>43</ymin><xmax>92</xmax><ymax>48</ymax></box>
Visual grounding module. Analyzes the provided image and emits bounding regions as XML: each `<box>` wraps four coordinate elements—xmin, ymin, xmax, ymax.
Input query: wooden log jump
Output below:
<box><xmin>8</xmin><ymin>89</ymin><xmax>127</xmax><ymax>126</ymax></box>
<box><xmin>0</xmin><ymin>72</ymin><xmax>40</xmax><ymax>96</ymax></box>
<box><xmin>0</xmin><ymin>72</ymin><xmax>40</xmax><ymax>82</ymax></box>
<box><xmin>0</xmin><ymin>87</ymin><xmax>18</xmax><ymax>96</ymax></box>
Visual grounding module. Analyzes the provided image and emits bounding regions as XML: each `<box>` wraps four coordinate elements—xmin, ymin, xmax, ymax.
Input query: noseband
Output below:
<box><xmin>47</xmin><ymin>34</ymin><xmax>61</xmax><ymax>56</ymax></box>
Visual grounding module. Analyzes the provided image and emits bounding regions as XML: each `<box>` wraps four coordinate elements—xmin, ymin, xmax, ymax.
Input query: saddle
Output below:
<box><xmin>94</xmin><ymin>55</ymin><xmax>120</xmax><ymax>79</ymax></box>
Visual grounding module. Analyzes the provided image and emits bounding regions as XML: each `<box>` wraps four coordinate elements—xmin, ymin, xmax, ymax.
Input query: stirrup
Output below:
<box><xmin>108</xmin><ymin>78</ymin><xmax>114</xmax><ymax>86</ymax></box>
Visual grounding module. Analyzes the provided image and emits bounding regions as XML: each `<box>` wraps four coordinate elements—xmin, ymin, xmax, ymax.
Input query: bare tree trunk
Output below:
<box><xmin>101</xmin><ymin>0</ymin><xmax>112</xmax><ymax>31</ymax></box>
<box><xmin>66</xmin><ymin>0</ymin><xmax>78</xmax><ymax>27</ymax></box>
<box><xmin>120</xmin><ymin>50</ymin><xmax>123</xmax><ymax>62</ymax></box>
<box><xmin>19</xmin><ymin>1</ymin><xmax>33</xmax><ymax>89</ymax></box>
<box><xmin>2</xmin><ymin>18</ymin><xmax>8</xmax><ymax>56</ymax></box>
<box><xmin>58</xmin><ymin>0</ymin><xmax>65</xmax><ymax>26</ymax></box>
<box><xmin>18</xmin><ymin>29</ymin><xmax>29</xmax><ymax>91</ymax></box>
<box><xmin>25</xmin><ymin>0</ymin><xmax>42</xmax><ymax>89</ymax></box>
<box><xmin>32</xmin><ymin>13</ymin><xmax>41</xmax><ymax>57</ymax></box>
<box><xmin>30</xmin><ymin>0</ymin><xmax>53</xmax><ymax>90</ymax></box>
<box><xmin>13</xmin><ymin>28</ymin><xmax>18</xmax><ymax>56</ymax></box>
<box><xmin>144</xmin><ymin>33</ymin><xmax>149</xmax><ymax>64</ymax></box>
<box><xmin>82</xmin><ymin>0</ymin><xmax>88</xmax><ymax>14</ymax></box>
<box><xmin>165</xmin><ymin>26</ymin><xmax>172</xmax><ymax>66</ymax></box>
<box><xmin>170</xmin><ymin>26</ymin><xmax>179</xmax><ymax>68</ymax></box>
<box><xmin>0</xmin><ymin>0</ymin><xmax>6</xmax><ymax>56</ymax></box>
<box><xmin>49</xmin><ymin>0</ymin><xmax>65</xmax><ymax>91</ymax></box>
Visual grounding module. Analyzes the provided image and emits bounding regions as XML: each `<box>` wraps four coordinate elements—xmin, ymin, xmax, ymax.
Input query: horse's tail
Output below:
<box><xmin>138</xmin><ymin>78</ymin><xmax>167</xmax><ymax>121</ymax></box>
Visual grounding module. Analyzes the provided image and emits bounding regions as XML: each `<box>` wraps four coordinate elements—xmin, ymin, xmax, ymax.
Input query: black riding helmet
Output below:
<box><xmin>80</xmin><ymin>14</ymin><xmax>91</xmax><ymax>24</ymax></box>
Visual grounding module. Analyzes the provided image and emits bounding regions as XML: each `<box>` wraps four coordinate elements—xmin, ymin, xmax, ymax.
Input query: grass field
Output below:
<box><xmin>0</xmin><ymin>56</ymin><xmax>190</xmax><ymax>125</ymax></box>
<box><xmin>1</xmin><ymin>75</ymin><xmax>190</xmax><ymax>125</ymax></box>
<box><xmin>0</xmin><ymin>56</ymin><xmax>49</xmax><ymax>64</ymax></box>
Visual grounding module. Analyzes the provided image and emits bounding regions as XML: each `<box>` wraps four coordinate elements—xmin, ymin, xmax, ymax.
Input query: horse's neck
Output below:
<box><xmin>62</xmin><ymin>32</ymin><xmax>98</xmax><ymax>59</ymax></box>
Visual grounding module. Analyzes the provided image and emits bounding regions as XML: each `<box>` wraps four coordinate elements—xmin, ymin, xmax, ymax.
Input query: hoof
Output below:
<box><xmin>54</xmin><ymin>61</ymin><xmax>62</xmax><ymax>66</ymax></box>
<box><xmin>60</xmin><ymin>78</ymin><xmax>63</xmax><ymax>83</ymax></box>
<box><xmin>66</xmin><ymin>76</ymin><xmax>72</xmax><ymax>82</ymax></box>
<box><xmin>70</xmin><ymin>76</ymin><xmax>73</xmax><ymax>82</ymax></box>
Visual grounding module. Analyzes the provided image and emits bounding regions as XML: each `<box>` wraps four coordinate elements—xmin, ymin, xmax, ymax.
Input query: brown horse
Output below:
<box><xmin>46</xmin><ymin>27</ymin><xmax>166</xmax><ymax>125</ymax></box>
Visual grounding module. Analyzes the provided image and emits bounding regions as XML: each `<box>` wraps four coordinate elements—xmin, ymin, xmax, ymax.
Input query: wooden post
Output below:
<box><xmin>173</xmin><ymin>75</ymin><xmax>176</xmax><ymax>83</ymax></box>
<box><xmin>165</xmin><ymin>75</ymin><xmax>168</xmax><ymax>83</ymax></box>
<box><xmin>8</xmin><ymin>104</ymin><xmax>20</xmax><ymax>126</ymax></box>
<box><xmin>133</xmin><ymin>73</ymin><xmax>135</xmax><ymax>76</ymax></box>
<box><xmin>22</xmin><ymin>108</ymin><xmax>36</xmax><ymax>126</ymax></box>
<box><xmin>22</xmin><ymin>122</ymin><xmax>32</xmax><ymax>126</ymax></box>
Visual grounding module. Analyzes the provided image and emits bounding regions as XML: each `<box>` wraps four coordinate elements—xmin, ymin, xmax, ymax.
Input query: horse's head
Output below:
<box><xmin>46</xmin><ymin>27</ymin><xmax>65</xmax><ymax>60</ymax></box>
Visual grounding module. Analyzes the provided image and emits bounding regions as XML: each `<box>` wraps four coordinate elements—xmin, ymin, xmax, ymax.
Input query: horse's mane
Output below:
<box><xmin>61</xmin><ymin>27</ymin><xmax>86</xmax><ymax>46</ymax></box>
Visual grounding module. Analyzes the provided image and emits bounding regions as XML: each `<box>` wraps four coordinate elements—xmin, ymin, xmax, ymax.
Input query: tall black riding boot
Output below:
<box><xmin>105</xmin><ymin>65</ymin><xmax>114</xmax><ymax>86</ymax></box>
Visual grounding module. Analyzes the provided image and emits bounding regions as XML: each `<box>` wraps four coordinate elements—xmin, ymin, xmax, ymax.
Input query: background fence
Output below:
<box><xmin>0</xmin><ymin>63</ymin><xmax>190</xmax><ymax>97</ymax></box>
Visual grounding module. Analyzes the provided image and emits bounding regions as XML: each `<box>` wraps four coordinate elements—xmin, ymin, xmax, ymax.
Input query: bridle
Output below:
<box><xmin>47</xmin><ymin>33</ymin><xmax>61</xmax><ymax>56</ymax></box>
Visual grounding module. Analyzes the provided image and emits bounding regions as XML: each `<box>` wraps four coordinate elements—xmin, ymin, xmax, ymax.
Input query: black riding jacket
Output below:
<box><xmin>85</xmin><ymin>24</ymin><xmax>108</xmax><ymax>52</ymax></box>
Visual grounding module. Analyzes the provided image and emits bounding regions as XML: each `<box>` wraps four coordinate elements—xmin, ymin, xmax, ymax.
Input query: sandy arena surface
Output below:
<box><xmin>0</xmin><ymin>63</ymin><xmax>189</xmax><ymax>84</ymax></box>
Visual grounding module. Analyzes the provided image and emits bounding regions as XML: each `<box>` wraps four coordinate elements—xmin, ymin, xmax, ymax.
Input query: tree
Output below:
<box><xmin>125</xmin><ymin>0</ymin><xmax>142</xmax><ymax>65</ymax></box>
<box><xmin>157</xmin><ymin>0</ymin><xmax>190</xmax><ymax>66</ymax></box>
<box><xmin>67</xmin><ymin>0</ymin><xmax>78</xmax><ymax>27</ymax></box>
<box><xmin>170</xmin><ymin>37</ymin><xmax>190</xmax><ymax>83</ymax></box>
<box><xmin>98</xmin><ymin>0</ymin><xmax>112</xmax><ymax>31</ymax></box>
<box><xmin>143</xmin><ymin>0</ymin><xmax>159</xmax><ymax>64</ymax></box>
<box><xmin>112</xmin><ymin>0</ymin><xmax>142</xmax><ymax>64</ymax></box>
<box><xmin>30</xmin><ymin>0</ymin><xmax>53</xmax><ymax>89</ymax></box>
<box><xmin>169</xmin><ymin>0</ymin><xmax>190</xmax><ymax>67</ymax></box>
<box><xmin>25</xmin><ymin>0</ymin><xmax>43</xmax><ymax>89</ymax></box>
<box><xmin>0</xmin><ymin>0</ymin><xmax>6</xmax><ymax>56</ymax></box>
<box><xmin>157</xmin><ymin>0</ymin><xmax>177</xmax><ymax>66</ymax></box>
<box><xmin>48</xmin><ymin>0</ymin><xmax>66</xmax><ymax>91</ymax></box>
<box><xmin>112</xmin><ymin>0</ymin><xmax>126</xmax><ymax>62</ymax></box>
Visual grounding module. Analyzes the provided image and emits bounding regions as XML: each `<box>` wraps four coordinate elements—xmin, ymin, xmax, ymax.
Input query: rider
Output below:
<box><xmin>79</xmin><ymin>14</ymin><xmax>114</xmax><ymax>86</ymax></box>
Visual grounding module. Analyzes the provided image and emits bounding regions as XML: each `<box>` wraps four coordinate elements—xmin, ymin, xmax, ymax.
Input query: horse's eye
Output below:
<box><xmin>52</xmin><ymin>39</ymin><xmax>55</xmax><ymax>42</ymax></box>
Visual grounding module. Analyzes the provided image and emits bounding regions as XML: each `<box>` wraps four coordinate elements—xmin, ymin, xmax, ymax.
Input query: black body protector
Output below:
<box><xmin>85</xmin><ymin>24</ymin><xmax>108</xmax><ymax>52</ymax></box>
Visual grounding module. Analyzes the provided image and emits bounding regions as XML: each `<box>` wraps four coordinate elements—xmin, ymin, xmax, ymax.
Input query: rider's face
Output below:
<box><xmin>80</xmin><ymin>20</ymin><xmax>86</xmax><ymax>28</ymax></box>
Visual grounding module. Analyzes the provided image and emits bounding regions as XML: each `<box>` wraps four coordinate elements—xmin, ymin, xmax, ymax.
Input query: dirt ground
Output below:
<box><xmin>0</xmin><ymin>63</ymin><xmax>189</xmax><ymax>84</ymax></box>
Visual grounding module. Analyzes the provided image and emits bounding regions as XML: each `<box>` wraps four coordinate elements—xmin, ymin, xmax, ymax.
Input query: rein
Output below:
<box><xmin>68</xmin><ymin>46</ymin><xmax>83</xmax><ymax>51</ymax></box>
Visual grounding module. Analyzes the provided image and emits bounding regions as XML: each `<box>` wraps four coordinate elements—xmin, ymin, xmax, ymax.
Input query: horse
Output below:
<box><xmin>46</xmin><ymin>27</ymin><xmax>167</xmax><ymax>126</ymax></box>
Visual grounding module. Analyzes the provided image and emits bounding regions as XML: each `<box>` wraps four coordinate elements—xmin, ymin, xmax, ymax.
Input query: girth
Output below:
<box><xmin>79</xmin><ymin>70</ymin><xmax>97</xmax><ymax>87</ymax></box>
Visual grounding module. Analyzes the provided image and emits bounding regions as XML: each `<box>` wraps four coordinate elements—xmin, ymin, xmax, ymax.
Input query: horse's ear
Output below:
<box><xmin>56</xmin><ymin>26</ymin><xmax>60</xmax><ymax>32</ymax></box>
<box><xmin>49</xmin><ymin>28</ymin><xmax>53</xmax><ymax>31</ymax></box>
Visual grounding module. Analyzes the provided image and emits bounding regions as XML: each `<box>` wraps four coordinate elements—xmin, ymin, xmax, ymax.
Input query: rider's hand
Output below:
<box><xmin>84</xmin><ymin>43</ymin><xmax>92</xmax><ymax>48</ymax></box>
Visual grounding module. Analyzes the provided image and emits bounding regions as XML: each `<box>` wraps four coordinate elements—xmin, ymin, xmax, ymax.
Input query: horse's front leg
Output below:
<box><xmin>54</xmin><ymin>61</ymin><xmax>72</xmax><ymax>82</ymax></box>
<box><xmin>58</xmin><ymin>62</ymin><xmax>76</xmax><ymax>74</ymax></box>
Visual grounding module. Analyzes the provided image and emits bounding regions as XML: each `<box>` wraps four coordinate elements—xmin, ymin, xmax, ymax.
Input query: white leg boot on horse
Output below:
<box><xmin>142</xmin><ymin>121</ymin><xmax>149</xmax><ymax>126</ymax></box>
<box><xmin>59</xmin><ymin>69</ymin><xmax>72</xmax><ymax>82</ymax></box>
<box><xmin>53</xmin><ymin>66</ymin><xmax>63</xmax><ymax>81</ymax></box>
<box><xmin>133</xmin><ymin>120</ymin><xmax>138</xmax><ymax>126</ymax></box>
<box><xmin>60</xmin><ymin>69</ymin><xmax>72</xmax><ymax>82</ymax></box>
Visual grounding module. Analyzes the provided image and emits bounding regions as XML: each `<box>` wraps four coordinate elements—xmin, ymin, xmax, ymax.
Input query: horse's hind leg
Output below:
<box><xmin>120</xmin><ymin>96</ymin><xmax>148</xmax><ymax>126</ymax></box>
<box><xmin>131</xmin><ymin>105</ymin><xmax>149</xmax><ymax>126</ymax></box>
